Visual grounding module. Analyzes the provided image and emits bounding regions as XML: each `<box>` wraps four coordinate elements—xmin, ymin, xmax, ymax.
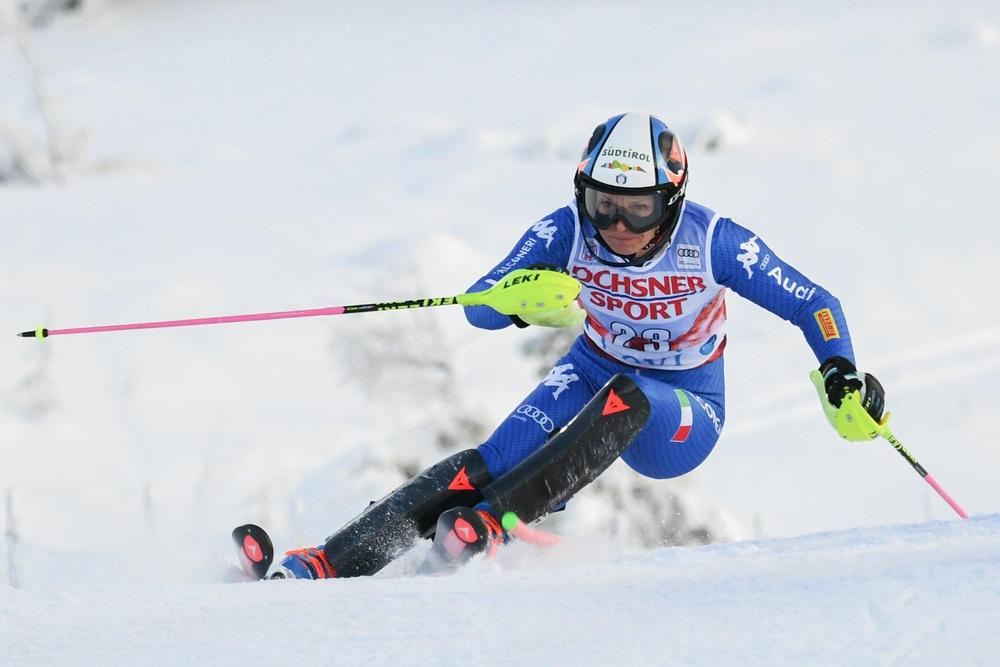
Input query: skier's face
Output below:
<box><xmin>596</xmin><ymin>194</ymin><xmax>660</xmax><ymax>256</ymax></box>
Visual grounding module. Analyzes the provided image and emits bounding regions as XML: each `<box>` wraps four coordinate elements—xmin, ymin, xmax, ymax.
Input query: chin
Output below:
<box><xmin>609</xmin><ymin>243</ymin><xmax>638</xmax><ymax>255</ymax></box>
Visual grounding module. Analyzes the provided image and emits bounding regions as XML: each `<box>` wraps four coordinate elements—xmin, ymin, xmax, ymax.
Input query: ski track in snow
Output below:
<box><xmin>2</xmin><ymin>515</ymin><xmax>998</xmax><ymax>665</ymax></box>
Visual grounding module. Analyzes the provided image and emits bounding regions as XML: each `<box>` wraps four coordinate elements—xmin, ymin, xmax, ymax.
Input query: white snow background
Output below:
<box><xmin>1</xmin><ymin>1</ymin><xmax>999</xmax><ymax>664</ymax></box>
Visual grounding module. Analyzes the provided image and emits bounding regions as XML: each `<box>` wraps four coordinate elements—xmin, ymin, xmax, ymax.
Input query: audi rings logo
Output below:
<box><xmin>516</xmin><ymin>404</ymin><xmax>555</xmax><ymax>433</ymax></box>
<box><xmin>676</xmin><ymin>243</ymin><xmax>702</xmax><ymax>269</ymax></box>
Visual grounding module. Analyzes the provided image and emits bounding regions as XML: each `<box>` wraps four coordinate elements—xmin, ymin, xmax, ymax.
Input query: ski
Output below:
<box><xmin>232</xmin><ymin>524</ymin><xmax>274</xmax><ymax>580</ymax></box>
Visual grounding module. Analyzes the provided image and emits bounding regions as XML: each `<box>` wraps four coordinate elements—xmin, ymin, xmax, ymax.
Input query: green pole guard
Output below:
<box><xmin>457</xmin><ymin>268</ymin><xmax>581</xmax><ymax>316</ymax></box>
<box><xmin>809</xmin><ymin>369</ymin><xmax>890</xmax><ymax>442</ymax></box>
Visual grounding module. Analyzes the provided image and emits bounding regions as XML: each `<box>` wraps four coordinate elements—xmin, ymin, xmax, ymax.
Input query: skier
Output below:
<box><xmin>262</xmin><ymin>112</ymin><xmax>886</xmax><ymax>580</ymax></box>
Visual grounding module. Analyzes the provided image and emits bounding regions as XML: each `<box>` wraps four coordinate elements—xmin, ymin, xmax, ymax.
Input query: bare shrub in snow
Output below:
<box><xmin>1</xmin><ymin>1</ymin><xmax>85</xmax><ymax>183</ymax></box>
<box><xmin>13</xmin><ymin>0</ymin><xmax>83</xmax><ymax>28</ymax></box>
<box><xmin>331</xmin><ymin>267</ymin><xmax>490</xmax><ymax>481</ymax></box>
<box><xmin>7</xmin><ymin>341</ymin><xmax>56</xmax><ymax>421</ymax></box>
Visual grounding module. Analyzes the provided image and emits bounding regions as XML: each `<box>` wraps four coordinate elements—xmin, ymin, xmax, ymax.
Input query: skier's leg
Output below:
<box><xmin>476</xmin><ymin>348</ymin><xmax>598</xmax><ymax>480</ymax></box>
<box><xmin>424</xmin><ymin>373</ymin><xmax>652</xmax><ymax>570</ymax></box>
<box><xmin>275</xmin><ymin>350</ymin><xmax>593</xmax><ymax>580</ymax></box>
<box><xmin>481</xmin><ymin>372</ymin><xmax>651</xmax><ymax>523</ymax></box>
<box><xmin>279</xmin><ymin>343</ymin><xmax>630</xmax><ymax>580</ymax></box>
<box><xmin>619</xmin><ymin>373</ymin><xmax>726</xmax><ymax>479</ymax></box>
<box><xmin>411</xmin><ymin>347</ymin><xmax>599</xmax><ymax>571</ymax></box>
<box><xmin>274</xmin><ymin>448</ymin><xmax>492</xmax><ymax>579</ymax></box>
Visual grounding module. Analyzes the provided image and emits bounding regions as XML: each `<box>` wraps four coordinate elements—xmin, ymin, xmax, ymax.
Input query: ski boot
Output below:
<box><xmin>419</xmin><ymin>505</ymin><xmax>505</xmax><ymax>574</ymax></box>
<box><xmin>269</xmin><ymin>546</ymin><xmax>336</xmax><ymax>580</ymax></box>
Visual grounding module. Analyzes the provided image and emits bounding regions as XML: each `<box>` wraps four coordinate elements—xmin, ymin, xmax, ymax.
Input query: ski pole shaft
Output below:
<box><xmin>881</xmin><ymin>427</ymin><xmax>969</xmax><ymax>519</ymax></box>
<box><xmin>16</xmin><ymin>268</ymin><xmax>583</xmax><ymax>340</ymax></box>
<box><xmin>17</xmin><ymin>297</ymin><xmax>460</xmax><ymax>339</ymax></box>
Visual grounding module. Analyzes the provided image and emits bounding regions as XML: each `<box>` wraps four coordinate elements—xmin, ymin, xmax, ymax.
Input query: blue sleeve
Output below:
<box><xmin>711</xmin><ymin>217</ymin><xmax>855</xmax><ymax>364</ymax></box>
<box><xmin>464</xmin><ymin>206</ymin><xmax>576</xmax><ymax>330</ymax></box>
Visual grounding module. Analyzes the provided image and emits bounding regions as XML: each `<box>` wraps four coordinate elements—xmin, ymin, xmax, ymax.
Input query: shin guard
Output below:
<box><xmin>482</xmin><ymin>373</ymin><xmax>650</xmax><ymax>525</ymax></box>
<box><xmin>322</xmin><ymin>448</ymin><xmax>491</xmax><ymax>578</ymax></box>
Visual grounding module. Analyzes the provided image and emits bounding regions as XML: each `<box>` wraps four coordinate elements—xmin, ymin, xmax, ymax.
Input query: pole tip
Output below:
<box><xmin>17</xmin><ymin>327</ymin><xmax>48</xmax><ymax>339</ymax></box>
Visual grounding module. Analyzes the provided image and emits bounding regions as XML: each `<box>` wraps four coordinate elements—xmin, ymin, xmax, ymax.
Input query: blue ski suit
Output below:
<box><xmin>465</xmin><ymin>200</ymin><xmax>855</xmax><ymax>481</ymax></box>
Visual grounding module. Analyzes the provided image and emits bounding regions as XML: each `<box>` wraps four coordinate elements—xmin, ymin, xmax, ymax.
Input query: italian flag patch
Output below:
<box><xmin>671</xmin><ymin>390</ymin><xmax>693</xmax><ymax>443</ymax></box>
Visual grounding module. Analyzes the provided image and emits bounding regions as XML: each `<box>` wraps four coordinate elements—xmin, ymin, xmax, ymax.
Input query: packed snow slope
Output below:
<box><xmin>3</xmin><ymin>516</ymin><xmax>999</xmax><ymax>665</ymax></box>
<box><xmin>2</xmin><ymin>0</ymin><xmax>999</xmax><ymax>663</ymax></box>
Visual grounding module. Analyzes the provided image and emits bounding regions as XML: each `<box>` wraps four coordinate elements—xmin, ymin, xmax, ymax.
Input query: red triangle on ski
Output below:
<box><xmin>243</xmin><ymin>534</ymin><xmax>264</xmax><ymax>562</ymax></box>
<box><xmin>602</xmin><ymin>389</ymin><xmax>630</xmax><ymax>416</ymax></box>
<box><xmin>231</xmin><ymin>524</ymin><xmax>274</xmax><ymax>580</ymax></box>
<box><xmin>453</xmin><ymin>517</ymin><xmax>478</xmax><ymax>543</ymax></box>
<box><xmin>448</xmin><ymin>466</ymin><xmax>475</xmax><ymax>491</ymax></box>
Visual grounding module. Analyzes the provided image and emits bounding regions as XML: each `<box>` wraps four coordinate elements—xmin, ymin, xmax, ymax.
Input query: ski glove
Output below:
<box><xmin>809</xmin><ymin>356</ymin><xmax>887</xmax><ymax>442</ymax></box>
<box><xmin>510</xmin><ymin>265</ymin><xmax>586</xmax><ymax>329</ymax></box>
<box><xmin>512</xmin><ymin>302</ymin><xmax>586</xmax><ymax>329</ymax></box>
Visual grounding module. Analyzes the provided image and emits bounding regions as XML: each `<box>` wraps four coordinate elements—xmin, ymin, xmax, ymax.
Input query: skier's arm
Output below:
<box><xmin>711</xmin><ymin>217</ymin><xmax>887</xmax><ymax>436</ymax></box>
<box><xmin>710</xmin><ymin>217</ymin><xmax>855</xmax><ymax>364</ymax></box>
<box><xmin>464</xmin><ymin>209</ymin><xmax>576</xmax><ymax>330</ymax></box>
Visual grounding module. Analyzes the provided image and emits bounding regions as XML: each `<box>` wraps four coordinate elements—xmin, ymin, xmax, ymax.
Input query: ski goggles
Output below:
<box><xmin>581</xmin><ymin>186</ymin><xmax>671</xmax><ymax>234</ymax></box>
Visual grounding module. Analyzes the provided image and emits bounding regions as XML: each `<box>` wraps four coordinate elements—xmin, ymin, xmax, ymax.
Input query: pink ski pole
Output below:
<box><xmin>501</xmin><ymin>512</ymin><xmax>562</xmax><ymax>547</ymax></box>
<box><xmin>17</xmin><ymin>296</ymin><xmax>461</xmax><ymax>340</ymax></box>
<box><xmin>16</xmin><ymin>268</ymin><xmax>583</xmax><ymax>340</ymax></box>
<box><xmin>880</xmin><ymin>427</ymin><xmax>969</xmax><ymax>519</ymax></box>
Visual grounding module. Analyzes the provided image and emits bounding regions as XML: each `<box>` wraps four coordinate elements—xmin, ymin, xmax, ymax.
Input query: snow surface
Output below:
<box><xmin>2</xmin><ymin>0</ymin><xmax>999</xmax><ymax>662</ymax></box>
<box><xmin>4</xmin><ymin>516</ymin><xmax>1000</xmax><ymax>664</ymax></box>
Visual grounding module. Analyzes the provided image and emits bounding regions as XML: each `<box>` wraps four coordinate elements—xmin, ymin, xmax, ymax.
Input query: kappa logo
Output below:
<box><xmin>516</xmin><ymin>404</ymin><xmax>555</xmax><ymax>433</ymax></box>
<box><xmin>543</xmin><ymin>363</ymin><xmax>579</xmax><ymax>400</ymax></box>
<box><xmin>737</xmin><ymin>235</ymin><xmax>761</xmax><ymax>279</ymax></box>
<box><xmin>532</xmin><ymin>219</ymin><xmax>557</xmax><ymax>249</ymax></box>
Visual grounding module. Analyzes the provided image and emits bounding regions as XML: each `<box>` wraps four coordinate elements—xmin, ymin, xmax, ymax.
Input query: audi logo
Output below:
<box><xmin>516</xmin><ymin>404</ymin><xmax>555</xmax><ymax>433</ymax></box>
<box><xmin>677</xmin><ymin>248</ymin><xmax>700</xmax><ymax>258</ymax></box>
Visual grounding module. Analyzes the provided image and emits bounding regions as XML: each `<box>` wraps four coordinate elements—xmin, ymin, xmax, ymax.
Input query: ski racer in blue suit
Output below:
<box><xmin>466</xmin><ymin>111</ymin><xmax>882</xmax><ymax>485</ymax></box>
<box><xmin>269</xmin><ymin>113</ymin><xmax>886</xmax><ymax>580</ymax></box>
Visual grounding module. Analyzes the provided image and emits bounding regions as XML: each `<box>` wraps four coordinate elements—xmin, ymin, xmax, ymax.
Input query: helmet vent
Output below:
<box><xmin>583</xmin><ymin>123</ymin><xmax>606</xmax><ymax>158</ymax></box>
<box><xmin>657</xmin><ymin>131</ymin><xmax>685</xmax><ymax>174</ymax></box>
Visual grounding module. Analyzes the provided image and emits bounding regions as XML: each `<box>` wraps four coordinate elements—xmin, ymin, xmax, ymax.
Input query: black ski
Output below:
<box><xmin>232</xmin><ymin>524</ymin><xmax>274</xmax><ymax>580</ymax></box>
